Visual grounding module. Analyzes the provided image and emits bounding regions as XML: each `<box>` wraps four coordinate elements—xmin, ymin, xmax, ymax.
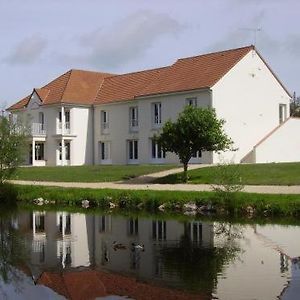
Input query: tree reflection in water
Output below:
<box><xmin>159</xmin><ymin>222</ymin><xmax>243</xmax><ymax>293</ymax></box>
<box><xmin>0</xmin><ymin>206</ymin><xmax>29</xmax><ymax>297</ymax></box>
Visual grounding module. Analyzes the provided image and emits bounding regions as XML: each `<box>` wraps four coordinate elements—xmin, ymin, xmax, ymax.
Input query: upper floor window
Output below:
<box><xmin>129</xmin><ymin>106</ymin><xmax>138</xmax><ymax>129</ymax></box>
<box><xmin>279</xmin><ymin>104</ymin><xmax>287</xmax><ymax>124</ymax></box>
<box><xmin>39</xmin><ymin>112</ymin><xmax>45</xmax><ymax>129</ymax></box>
<box><xmin>101</xmin><ymin>110</ymin><xmax>109</xmax><ymax>129</ymax></box>
<box><xmin>186</xmin><ymin>97</ymin><xmax>197</xmax><ymax>107</ymax></box>
<box><xmin>152</xmin><ymin>102</ymin><xmax>162</xmax><ymax>126</ymax></box>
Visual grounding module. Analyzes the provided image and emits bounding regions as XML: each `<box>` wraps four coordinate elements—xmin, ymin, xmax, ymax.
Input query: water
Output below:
<box><xmin>0</xmin><ymin>207</ymin><xmax>299</xmax><ymax>300</ymax></box>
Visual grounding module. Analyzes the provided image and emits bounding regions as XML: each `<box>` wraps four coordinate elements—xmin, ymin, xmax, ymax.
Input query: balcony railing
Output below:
<box><xmin>57</xmin><ymin>122</ymin><xmax>71</xmax><ymax>134</ymax></box>
<box><xmin>31</xmin><ymin>123</ymin><xmax>46</xmax><ymax>135</ymax></box>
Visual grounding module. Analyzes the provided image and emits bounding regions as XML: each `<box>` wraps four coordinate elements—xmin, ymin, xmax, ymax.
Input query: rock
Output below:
<box><xmin>183</xmin><ymin>202</ymin><xmax>197</xmax><ymax>212</ymax></box>
<box><xmin>50</xmin><ymin>200</ymin><xmax>56</xmax><ymax>204</ymax></box>
<box><xmin>158</xmin><ymin>204</ymin><xmax>165</xmax><ymax>212</ymax></box>
<box><xmin>33</xmin><ymin>197</ymin><xmax>44</xmax><ymax>205</ymax></box>
<box><xmin>82</xmin><ymin>199</ymin><xmax>90</xmax><ymax>208</ymax></box>
<box><xmin>246</xmin><ymin>206</ymin><xmax>255</xmax><ymax>215</ymax></box>
<box><xmin>44</xmin><ymin>200</ymin><xmax>49</xmax><ymax>205</ymax></box>
<box><xmin>109</xmin><ymin>202</ymin><xmax>117</xmax><ymax>209</ymax></box>
<box><xmin>174</xmin><ymin>204</ymin><xmax>181</xmax><ymax>211</ymax></box>
<box><xmin>184</xmin><ymin>210</ymin><xmax>197</xmax><ymax>216</ymax></box>
<box><xmin>198</xmin><ymin>203</ymin><xmax>215</xmax><ymax>213</ymax></box>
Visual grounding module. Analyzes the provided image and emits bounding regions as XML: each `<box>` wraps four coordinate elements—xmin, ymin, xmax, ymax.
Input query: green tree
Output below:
<box><xmin>0</xmin><ymin>115</ymin><xmax>27</xmax><ymax>184</ymax></box>
<box><xmin>155</xmin><ymin>106</ymin><xmax>233</xmax><ymax>182</ymax></box>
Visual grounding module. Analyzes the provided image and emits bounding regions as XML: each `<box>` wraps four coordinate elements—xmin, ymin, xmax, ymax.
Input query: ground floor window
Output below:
<box><xmin>58</xmin><ymin>142</ymin><xmax>71</xmax><ymax>161</ymax></box>
<box><xmin>151</xmin><ymin>140</ymin><xmax>165</xmax><ymax>159</ymax></box>
<box><xmin>191</xmin><ymin>150</ymin><xmax>202</xmax><ymax>158</ymax></box>
<box><xmin>128</xmin><ymin>140</ymin><xmax>138</xmax><ymax>160</ymax></box>
<box><xmin>100</xmin><ymin>141</ymin><xmax>111</xmax><ymax>160</ymax></box>
<box><xmin>35</xmin><ymin>143</ymin><xmax>45</xmax><ymax>160</ymax></box>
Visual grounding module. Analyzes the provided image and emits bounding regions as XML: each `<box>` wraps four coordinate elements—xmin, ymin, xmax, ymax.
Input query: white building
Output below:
<box><xmin>8</xmin><ymin>45</ymin><xmax>299</xmax><ymax>166</ymax></box>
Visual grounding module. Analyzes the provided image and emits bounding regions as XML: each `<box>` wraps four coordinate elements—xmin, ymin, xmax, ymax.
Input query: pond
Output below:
<box><xmin>0</xmin><ymin>207</ymin><xmax>299</xmax><ymax>300</ymax></box>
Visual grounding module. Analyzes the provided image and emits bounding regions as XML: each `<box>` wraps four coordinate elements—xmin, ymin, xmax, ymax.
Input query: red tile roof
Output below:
<box><xmin>8</xmin><ymin>69</ymin><xmax>113</xmax><ymax>110</ymax></box>
<box><xmin>8</xmin><ymin>45</ymin><xmax>290</xmax><ymax>110</ymax></box>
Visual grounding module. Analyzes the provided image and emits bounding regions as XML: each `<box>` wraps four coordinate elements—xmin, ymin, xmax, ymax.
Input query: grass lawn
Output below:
<box><xmin>156</xmin><ymin>162</ymin><xmax>300</xmax><ymax>185</ymax></box>
<box><xmin>13</xmin><ymin>164</ymin><xmax>178</xmax><ymax>182</ymax></box>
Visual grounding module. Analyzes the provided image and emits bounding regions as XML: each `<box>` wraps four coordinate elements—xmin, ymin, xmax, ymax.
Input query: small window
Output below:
<box><xmin>279</xmin><ymin>104</ymin><xmax>287</xmax><ymax>124</ymax></box>
<box><xmin>151</xmin><ymin>140</ymin><xmax>166</xmax><ymax>159</ymax></box>
<box><xmin>186</xmin><ymin>97</ymin><xmax>197</xmax><ymax>107</ymax></box>
<box><xmin>128</xmin><ymin>218</ymin><xmax>139</xmax><ymax>236</ymax></box>
<box><xmin>128</xmin><ymin>140</ymin><xmax>138</xmax><ymax>160</ymax></box>
<box><xmin>35</xmin><ymin>143</ymin><xmax>44</xmax><ymax>160</ymax></box>
<box><xmin>152</xmin><ymin>220</ymin><xmax>167</xmax><ymax>240</ymax></box>
<box><xmin>129</xmin><ymin>106</ymin><xmax>138</xmax><ymax>128</ymax></box>
<box><xmin>101</xmin><ymin>111</ymin><xmax>109</xmax><ymax>129</ymax></box>
<box><xmin>100</xmin><ymin>142</ymin><xmax>111</xmax><ymax>160</ymax></box>
<box><xmin>65</xmin><ymin>142</ymin><xmax>70</xmax><ymax>160</ymax></box>
<box><xmin>152</xmin><ymin>102</ymin><xmax>162</xmax><ymax>126</ymax></box>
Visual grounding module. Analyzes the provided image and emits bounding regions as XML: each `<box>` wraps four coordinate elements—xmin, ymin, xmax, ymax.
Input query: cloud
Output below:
<box><xmin>62</xmin><ymin>10</ymin><xmax>184</xmax><ymax>69</ymax></box>
<box><xmin>4</xmin><ymin>35</ymin><xmax>47</xmax><ymax>65</ymax></box>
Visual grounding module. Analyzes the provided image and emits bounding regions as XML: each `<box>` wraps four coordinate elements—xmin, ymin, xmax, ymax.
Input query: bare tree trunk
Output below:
<box><xmin>183</xmin><ymin>162</ymin><xmax>188</xmax><ymax>183</ymax></box>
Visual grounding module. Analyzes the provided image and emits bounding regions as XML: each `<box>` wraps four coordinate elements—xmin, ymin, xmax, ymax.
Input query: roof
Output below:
<box><xmin>8</xmin><ymin>45</ymin><xmax>290</xmax><ymax>109</ymax></box>
<box><xmin>94</xmin><ymin>66</ymin><xmax>166</xmax><ymax>104</ymax></box>
<box><xmin>8</xmin><ymin>69</ymin><xmax>113</xmax><ymax>110</ymax></box>
<box><xmin>37</xmin><ymin>270</ymin><xmax>208</xmax><ymax>300</ymax></box>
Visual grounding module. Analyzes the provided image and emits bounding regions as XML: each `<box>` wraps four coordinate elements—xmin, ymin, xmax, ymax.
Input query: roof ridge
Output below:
<box><xmin>106</xmin><ymin>66</ymin><xmax>169</xmax><ymax>80</ymax></box>
<box><xmin>176</xmin><ymin>45</ymin><xmax>254</xmax><ymax>62</ymax></box>
<box><xmin>70</xmin><ymin>68</ymin><xmax>115</xmax><ymax>76</ymax></box>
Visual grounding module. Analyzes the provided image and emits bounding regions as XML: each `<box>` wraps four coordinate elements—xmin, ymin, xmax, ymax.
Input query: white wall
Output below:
<box><xmin>255</xmin><ymin>118</ymin><xmax>300</xmax><ymax>163</ymax></box>
<box><xmin>94</xmin><ymin>89</ymin><xmax>213</xmax><ymax>165</ymax></box>
<box><xmin>212</xmin><ymin>49</ymin><xmax>291</xmax><ymax>164</ymax></box>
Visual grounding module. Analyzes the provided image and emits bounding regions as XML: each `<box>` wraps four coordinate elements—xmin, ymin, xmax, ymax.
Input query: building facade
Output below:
<box><xmin>8</xmin><ymin>45</ymin><xmax>298</xmax><ymax>166</ymax></box>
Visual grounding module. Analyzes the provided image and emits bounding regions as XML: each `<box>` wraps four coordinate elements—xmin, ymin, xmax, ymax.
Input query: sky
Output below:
<box><xmin>1</xmin><ymin>0</ymin><xmax>299</xmax><ymax>108</ymax></box>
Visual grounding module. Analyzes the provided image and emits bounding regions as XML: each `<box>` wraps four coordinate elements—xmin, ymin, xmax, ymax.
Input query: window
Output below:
<box><xmin>100</xmin><ymin>142</ymin><xmax>111</xmax><ymax>160</ymax></box>
<box><xmin>35</xmin><ymin>143</ymin><xmax>44</xmax><ymax>160</ymax></box>
<box><xmin>128</xmin><ymin>218</ymin><xmax>139</xmax><ymax>236</ymax></box>
<box><xmin>39</xmin><ymin>112</ymin><xmax>45</xmax><ymax>130</ymax></box>
<box><xmin>186</xmin><ymin>97</ymin><xmax>197</xmax><ymax>107</ymax></box>
<box><xmin>65</xmin><ymin>111</ymin><xmax>70</xmax><ymax>131</ymax></box>
<box><xmin>152</xmin><ymin>220</ymin><xmax>166</xmax><ymax>240</ymax></box>
<box><xmin>152</xmin><ymin>103</ymin><xmax>162</xmax><ymax>126</ymax></box>
<box><xmin>151</xmin><ymin>140</ymin><xmax>166</xmax><ymax>159</ymax></box>
<box><xmin>279</xmin><ymin>104</ymin><xmax>287</xmax><ymax>124</ymax></box>
<box><xmin>101</xmin><ymin>110</ymin><xmax>109</xmax><ymax>129</ymax></box>
<box><xmin>191</xmin><ymin>150</ymin><xmax>202</xmax><ymax>158</ymax></box>
<box><xmin>128</xmin><ymin>140</ymin><xmax>138</xmax><ymax>160</ymax></box>
<box><xmin>129</xmin><ymin>106</ymin><xmax>138</xmax><ymax>128</ymax></box>
<box><xmin>98</xmin><ymin>216</ymin><xmax>111</xmax><ymax>233</ymax></box>
<box><xmin>65</xmin><ymin>142</ymin><xmax>70</xmax><ymax>160</ymax></box>
<box><xmin>185</xmin><ymin>222</ymin><xmax>203</xmax><ymax>243</ymax></box>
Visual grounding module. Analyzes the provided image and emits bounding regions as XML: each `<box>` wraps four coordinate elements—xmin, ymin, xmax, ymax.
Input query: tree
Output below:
<box><xmin>290</xmin><ymin>92</ymin><xmax>300</xmax><ymax>117</ymax></box>
<box><xmin>155</xmin><ymin>106</ymin><xmax>233</xmax><ymax>182</ymax></box>
<box><xmin>0</xmin><ymin>115</ymin><xmax>27</xmax><ymax>184</ymax></box>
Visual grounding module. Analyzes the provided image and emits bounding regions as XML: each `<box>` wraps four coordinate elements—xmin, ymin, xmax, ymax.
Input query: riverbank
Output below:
<box><xmin>14</xmin><ymin>184</ymin><xmax>300</xmax><ymax>217</ymax></box>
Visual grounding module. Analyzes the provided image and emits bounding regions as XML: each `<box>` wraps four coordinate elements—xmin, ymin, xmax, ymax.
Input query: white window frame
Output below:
<box><xmin>99</xmin><ymin>141</ymin><xmax>111</xmax><ymax>164</ymax></box>
<box><xmin>152</xmin><ymin>102</ymin><xmax>162</xmax><ymax>127</ymax></box>
<box><xmin>151</xmin><ymin>139</ymin><xmax>166</xmax><ymax>162</ymax></box>
<box><xmin>279</xmin><ymin>103</ymin><xmax>287</xmax><ymax>124</ymax></box>
<box><xmin>128</xmin><ymin>140</ymin><xmax>138</xmax><ymax>163</ymax></box>
<box><xmin>129</xmin><ymin>106</ymin><xmax>139</xmax><ymax>131</ymax></box>
<box><xmin>186</xmin><ymin>97</ymin><xmax>197</xmax><ymax>107</ymax></box>
<box><xmin>101</xmin><ymin>110</ymin><xmax>109</xmax><ymax>132</ymax></box>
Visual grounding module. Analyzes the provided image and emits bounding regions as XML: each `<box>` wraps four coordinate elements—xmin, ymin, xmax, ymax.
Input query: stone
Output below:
<box><xmin>158</xmin><ymin>204</ymin><xmax>165</xmax><ymax>211</ymax></box>
<box><xmin>183</xmin><ymin>202</ymin><xmax>197</xmax><ymax>211</ymax></box>
<box><xmin>109</xmin><ymin>202</ymin><xmax>117</xmax><ymax>209</ymax></box>
<box><xmin>82</xmin><ymin>200</ymin><xmax>90</xmax><ymax>208</ymax></box>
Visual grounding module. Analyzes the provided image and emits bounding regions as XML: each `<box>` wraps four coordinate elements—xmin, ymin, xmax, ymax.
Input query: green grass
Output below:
<box><xmin>12</xmin><ymin>164</ymin><xmax>178</xmax><ymax>182</ymax></box>
<box><xmin>156</xmin><ymin>162</ymin><xmax>300</xmax><ymax>185</ymax></box>
<box><xmin>13</xmin><ymin>184</ymin><xmax>300</xmax><ymax>217</ymax></box>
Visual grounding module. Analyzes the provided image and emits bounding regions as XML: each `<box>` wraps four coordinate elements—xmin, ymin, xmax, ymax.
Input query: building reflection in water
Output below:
<box><xmin>17</xmin><ymin>211</ymin><xmax>215</xmax><ymax>290</ymax></box>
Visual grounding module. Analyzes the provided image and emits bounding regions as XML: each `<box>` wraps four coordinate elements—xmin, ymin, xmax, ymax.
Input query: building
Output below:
<box><xmin>8</xmin><ymin>45</ymin><xmax>298</xmax><ymax>166</ymax></box>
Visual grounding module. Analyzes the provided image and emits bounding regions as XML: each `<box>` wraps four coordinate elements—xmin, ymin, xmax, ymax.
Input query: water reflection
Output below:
<box><xmin>0</xmin><ymin>209</ymin><xmax>299</xmax><ymax>299</ymax></box>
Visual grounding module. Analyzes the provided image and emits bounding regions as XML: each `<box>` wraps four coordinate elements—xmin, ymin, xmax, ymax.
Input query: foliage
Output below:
<box><xmin>0</xmin><ymin>116</ymin><xmax>27</xmax><ymax>184</ymax></box>
<box><xmin>155</xmin><ymin>106</ymin><xmax>233</xmax><ymax>182</ymax></box>
<box><xmin>211</xmin><ymin>162</ymin><xmax>244</xmax><ymax>210</ymax></box>
<box><xmin>290</xmin><ymin>93</ymin><xmax>300</xmax><ymax>117</ymax></box>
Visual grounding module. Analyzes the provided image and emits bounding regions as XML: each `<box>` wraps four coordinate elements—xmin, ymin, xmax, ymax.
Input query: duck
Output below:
<box><xmin>112</xmin><ymin>241</ymin><xmax>127</xmax><ymax>251</ymax></box>
<box><xmin>131</xmin><ymin>243</ymin><xmax>145</xmax><ymax>252</ymax></box>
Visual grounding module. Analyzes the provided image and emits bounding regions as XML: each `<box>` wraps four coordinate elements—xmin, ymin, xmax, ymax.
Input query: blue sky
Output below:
<box><xmin>1</xmin><ymin>0</ymin><xmax>299</xmax><ymax>107</ymax></box>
